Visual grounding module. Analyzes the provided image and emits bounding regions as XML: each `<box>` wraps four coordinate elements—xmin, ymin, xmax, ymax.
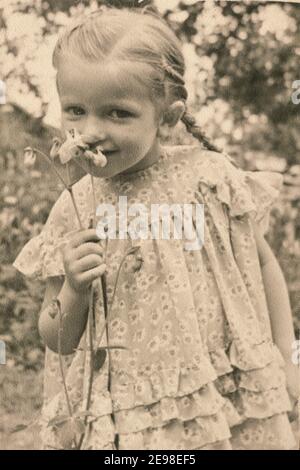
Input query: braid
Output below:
<box><xmin>162</xmin><ymin>59</ymin><xmax>222</xmax><ymax>154</ymax></box>
<box><xmin>162</xmin><ymin>57</ymin><xmax>185</xmax><ymax>86</ymax></box>
<box><xmin>181</xmin><ymin>111</ymin><xmax>222</xmax><ymax>153</ymax></box>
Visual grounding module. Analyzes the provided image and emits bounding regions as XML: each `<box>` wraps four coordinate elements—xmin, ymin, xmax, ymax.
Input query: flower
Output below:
<box><xmin>50</xmin><ymin>137</ymin><xmax>62</xmax><ymax>160</ymax></box>
<box><xmin>126</xmin><ymin>250</ymin><xmax>144</xmax><ymax>273</ymax></box>
<box><xmin>132</xmin><ymin>253</ymin><xmax>143</xmax><ymax>272</ymax></box>
<box><xmin>57</xmin><ymin>129</ymin><xmax>108</xmax><ymax>167</ymax></box>
<box><xmin>58</xmin><ymin>129</ymin><xmax>89</xmax><ymax>164</ymax></box>
<box><xmin>24</xmin><ymin>147</ymin><xmax>37</xmax><ymax>167</ymax></box>
<box><xmin>84</xmin><ymin>146</ymin><xmax>107</xmax><ymax>168</ymax></box>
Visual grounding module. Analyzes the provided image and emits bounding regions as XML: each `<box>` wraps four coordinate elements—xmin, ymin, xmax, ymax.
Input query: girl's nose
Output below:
<box><xmin>82</xmin><ymin>133</ymin><xmax>106</xmax><ymax>146</ymax></box>
<box><xmin>82</xmin><ymin>117</ymin><xmax>106</xmax><ymax>143</ymax></box>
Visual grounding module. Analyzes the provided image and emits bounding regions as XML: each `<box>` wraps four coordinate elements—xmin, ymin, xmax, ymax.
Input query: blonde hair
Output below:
<box><xmin>52</xmin><ymin>5</ymin><xmax>220</xmax><ymax>152</ymax></box>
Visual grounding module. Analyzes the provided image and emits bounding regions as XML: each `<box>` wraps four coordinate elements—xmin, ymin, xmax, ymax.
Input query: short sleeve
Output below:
<box><xmin>195</xmin><ymin>151</ymin><xmax>284</xmax><ymax>236</ymax></box>
<box><xmin>241</xmin><ymin>169</ymin><xmax>283</xmax><ymax>235</ymax></box>
<box><xmin>13</xmin><ymin>187</ymin><xmax>82</xmax><ymax>281</ymax></box>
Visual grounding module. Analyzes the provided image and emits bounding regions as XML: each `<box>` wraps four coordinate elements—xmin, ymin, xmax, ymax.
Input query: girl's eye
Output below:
<box><xmin>63</xmin><ymin>107</ymin><xmax>133</xmax><ymax>119</ymax></box>
<box><xmin>110</xmin><ymin>109</ymin><xmax>132</xmax><ymax>119</ymax></box>
<box><xmin>64</xmin><ymin>107</ymin><xmax>84</xmax><ymax>116</ymax></box>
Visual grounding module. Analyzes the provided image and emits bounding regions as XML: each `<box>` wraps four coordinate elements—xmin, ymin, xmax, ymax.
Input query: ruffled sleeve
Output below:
<box><xmin>194</xmin><ymin>151</ymin><xmax>283</xmax><ymax>235</ymax></box>
<box><xmin>241</xmin><ymin>170</ymin><xmax>283</xmax><ymax>235</ymax></box>
<box><xmin>12</xmin><ymin>177</ymin><xmax>91</xmax><ymax>281</ymax></box>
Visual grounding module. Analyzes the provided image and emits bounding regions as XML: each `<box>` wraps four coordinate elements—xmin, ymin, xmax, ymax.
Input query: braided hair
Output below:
<box><xmin>52</xmin><ymin>3</ymin><xmax>221</xmax><ymax>154</ymax></box>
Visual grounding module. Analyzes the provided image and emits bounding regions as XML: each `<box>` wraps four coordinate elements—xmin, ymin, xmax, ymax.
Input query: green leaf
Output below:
<box><xmin>93</xmin><ymin>348</ymin><xmax>106</xmax><ymax>371</ymax></box>
<box><xmin>126</xmin><ymin>246</ymin><xmax>141</xmax><ymax>256</ymax></box>
<box><xmin>10</xmin><ymin>423</ymin><xmax>29</xmax><ymax>434</ymax></box>
<box><xmin>75</xmin><ymin>411</ymin><xmax>95</xmax><ymax>419</ymax></box>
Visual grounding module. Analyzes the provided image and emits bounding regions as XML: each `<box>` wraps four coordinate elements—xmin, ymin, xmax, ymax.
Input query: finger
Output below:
<box><xmin>74</xmin><ymin>254</ymin><xmax>104</xmax><ymax>272</ymax></box>
<box><xmin>70</xmin><ymin>229</ymin><xmax>101</xmax><ymax>248</ymax></box>
<box><xmin>79</xmin><ymin>264</ymin><xmax>107</xmax><ymax>282</ymax></box>
<box><xmin>74</xmin><ymin>242</ymin><xmax>104</xmax><ymax>260</ymax></box>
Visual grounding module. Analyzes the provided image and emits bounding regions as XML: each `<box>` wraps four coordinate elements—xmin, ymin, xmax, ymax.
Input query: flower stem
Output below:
<box><xmin>91</xmin><ymin>174</ymin><xmax>97</xmax><ymax>220</ymax></box>
<box><xmin>95</xmin><ymin>246</ymin><xmax>135</xmax><ymax>350</ymax></box>
<box><xmin>58</xmin><ymin>312</ymin><xmax>73</xmax><ymax>417</ymax></box>
<box><xmin>57</xmin><ymin>301</ymin><xmax>79</xmax><ymax>449</ymax></box>
<box><xmin>34</xmin><ymin>148</ymin><xmax>83</xmax><ymax>230</ymax></box>
<box><xmin>33</xmin><ymin>148</ymin><xmax>69</xmax><ymax>190</ymax></box>
<box><xmin>77</xmin><ymin>171</ymin><xmax>104</xmax><ymax>449</ymax></box>
<box><xmin>66</xmin><ymin>162</ymin><xmax>72</xmax><ymax>186</ymax></box>
<box><xmin>67</xmin><ymin>187</ymin><xmax>83</xmax><ymax>229</ymax></box>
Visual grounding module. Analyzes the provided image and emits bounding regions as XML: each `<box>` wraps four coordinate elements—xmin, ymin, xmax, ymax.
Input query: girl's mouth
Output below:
<box><xmin>87</xmin><ymin>141</ymin><xmax>118</xmax><ymax>156</ymax></box>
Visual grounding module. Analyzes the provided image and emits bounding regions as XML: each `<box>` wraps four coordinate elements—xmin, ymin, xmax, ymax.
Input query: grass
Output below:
<box><xmin>0</xmin><ymin>366</ymin><xmax>43</xmax><ymax>450</ymax></box>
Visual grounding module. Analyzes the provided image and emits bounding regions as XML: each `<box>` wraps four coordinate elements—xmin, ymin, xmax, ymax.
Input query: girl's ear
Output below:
<box><xmin>160</xmin><ymin>100</ymin><xmax>186</xmax><ymax>128</ymax></box>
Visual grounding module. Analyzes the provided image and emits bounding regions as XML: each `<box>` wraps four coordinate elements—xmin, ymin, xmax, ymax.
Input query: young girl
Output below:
<box><xmin>13</xmin><ymin>5</ymin><xmax>298</xmax><ymax>450</ymax></box>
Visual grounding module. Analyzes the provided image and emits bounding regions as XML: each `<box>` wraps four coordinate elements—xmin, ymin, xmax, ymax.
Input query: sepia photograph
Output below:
<box><xmin>0</xmin><ymin>0</ymin><xmax>299</xmax><ymax>451</ymax></box>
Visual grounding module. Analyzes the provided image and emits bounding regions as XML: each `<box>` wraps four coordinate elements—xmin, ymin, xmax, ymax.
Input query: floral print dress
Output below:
<box><xmin>13</xmin><ymin>144</ymin><xmax>296</xmax><ymax>450</ymax></box>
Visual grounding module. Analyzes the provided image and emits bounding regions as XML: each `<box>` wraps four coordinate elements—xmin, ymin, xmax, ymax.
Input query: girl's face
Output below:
<box><xmin>57</xmin><ymin>58</ymin><xmax>163</xmax><ymax>178</ymax></box>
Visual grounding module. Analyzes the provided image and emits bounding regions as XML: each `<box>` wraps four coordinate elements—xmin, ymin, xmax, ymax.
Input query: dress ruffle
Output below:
<box><xmin>211</xmin><ymin>343</ymin><xmax>291</xmax><ymax>421</ymax></box>
<box><xmin>194</xmin><ymin>151</ymin><xmax>283</xmax><ymax>235</ymax></box>
<box><xmin>85</xmin><ymin>342</ymin><xmax>292</xmax><ymax>450</ymax></box>
<box><xmin>12</xmin><ymin>229</ymin><xmax>66</xmax><ymax>280</ymax></box>
<box><xmin>13</xmin><ymin>177</ymin><xmax>94</xmax><ymax>280</ymax></box>
<box><xmin>86</xmin><ymin>365</ymin><xmax>231</xmax><ymax>450</ymax></box>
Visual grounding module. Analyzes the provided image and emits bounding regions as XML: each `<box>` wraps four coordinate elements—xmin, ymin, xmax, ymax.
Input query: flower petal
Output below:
<box><xmin>49</xmin><ymin>137</ymin><xmax>62</xmax><ymax>160</ymax></box>
<box><xmin>84</xmin><ymin>148</ymin><xmax>107</xmax><ymax>167</ymax></box>
<box><xmin>84</xmin><ymin>149</ymin><xmax>96</xmax><ymax>161</ymax></box>
<box><xmin>58</xmin><ymin>143</ymin><xmax>85</xmax><ymax>164</ymax></box>
<box><xmin>65</xmin><ymin>128</ymin><xmax>89</xmax><ymax>149</ymax></box>
<box><xmin>24</xmin><ymin>147</ymin><xmax>37</xmax><ymax>167</ymax></box>
<box><xmin>94</xmin><ymin>147</ymin><xmax>108</xmax><ymax>167</ymax></box>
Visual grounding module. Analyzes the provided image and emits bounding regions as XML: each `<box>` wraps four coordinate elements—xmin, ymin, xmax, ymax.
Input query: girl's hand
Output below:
<box><xmin>61</xmin><ymin>228</ymin><xmax>106</xmax><ymax>294</ymax></box>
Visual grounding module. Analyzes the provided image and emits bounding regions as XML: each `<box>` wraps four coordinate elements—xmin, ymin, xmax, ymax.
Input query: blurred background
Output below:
<box><xmin>0</xmin><ymin>0</ymin><xmax>299</xmax><ymax>449</ymax></box>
